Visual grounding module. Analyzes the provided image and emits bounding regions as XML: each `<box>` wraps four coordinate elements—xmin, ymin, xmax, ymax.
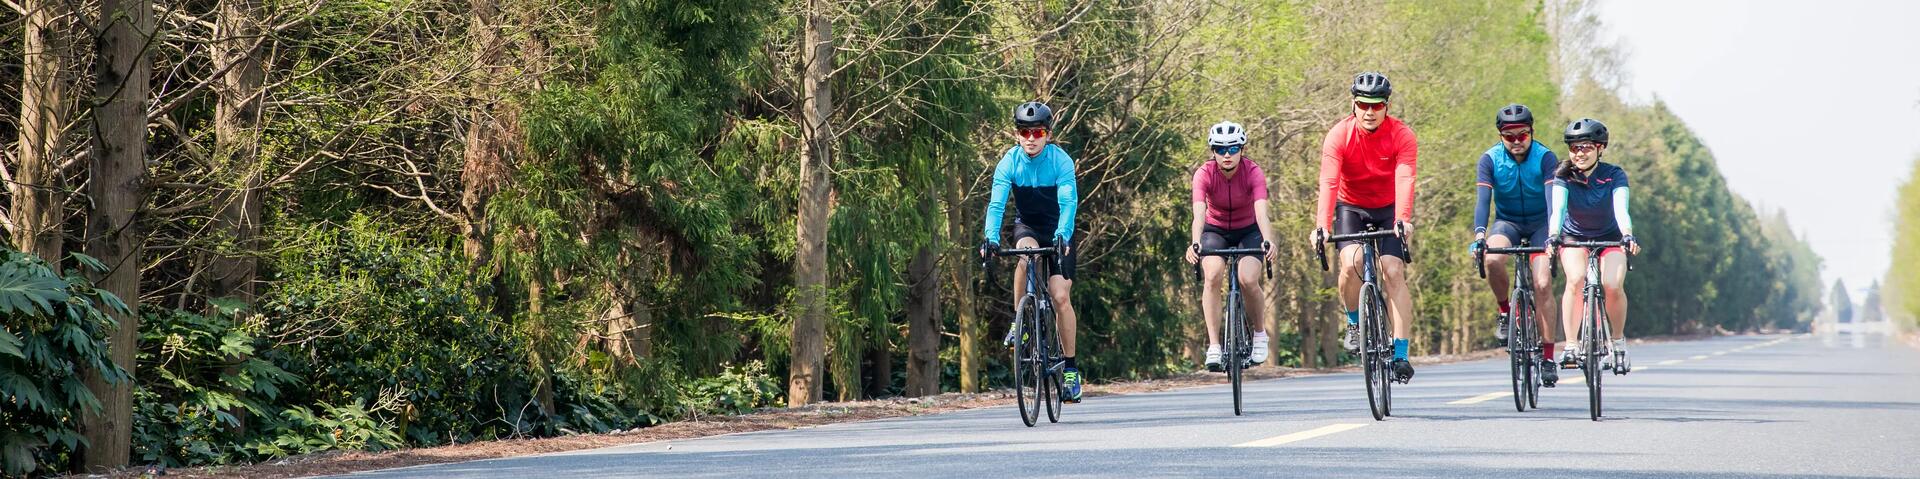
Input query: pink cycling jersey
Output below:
<box><xmin>1191</xmin><ymin>158</ymin><xmax>1269</xmax><ymax>229</ymax></box>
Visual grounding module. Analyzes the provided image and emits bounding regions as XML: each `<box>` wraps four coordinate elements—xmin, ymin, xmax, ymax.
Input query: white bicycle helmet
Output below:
<box><xmin>1207</xmin><ymin>121</ymin><xmax>1247</xmax><ymax>147</ymax></box>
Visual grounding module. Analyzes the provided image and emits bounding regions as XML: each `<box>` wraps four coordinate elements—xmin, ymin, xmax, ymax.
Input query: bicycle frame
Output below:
<box><xmin>1319</xmin><ymin>227</ymin><xmax>1403</xmax><ymax>420</ymax></box>
<box><xmin>1479</xmin><ymin>241</ymin><xmax>1548</xmax><ymax>411</ymax></box>
<box><xmin>1197</xmin><ymin>246</ymin><xmax>1269</xmax><ymax>415</ymax></box>
<box><xmin>1559</xmin><ymin>240</ymin><xmax>1631</xmax><ymax>421</ymax></box>
<box><xmin>982</xmin><ymin>246</ymin><xmax>1065</xmax><ymax>426</ymax></box>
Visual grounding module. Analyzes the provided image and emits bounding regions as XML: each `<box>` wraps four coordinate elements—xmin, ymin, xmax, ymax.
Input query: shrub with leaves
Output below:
<box><xmin>0</xmin><ymin>249</ymin><xmax>130</xmax><ymax>476</ymax></box>
<box><xmin>131</xmin><ymin>303</ymin><xmax>300</xmax><ymax>467</ymax></box>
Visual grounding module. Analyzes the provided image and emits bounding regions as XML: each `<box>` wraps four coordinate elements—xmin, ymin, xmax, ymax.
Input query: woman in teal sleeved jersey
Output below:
<box><xmin>1547</xmin><ymin>118</ymin><xmax>1641</xmax><ymax>371</ymax></box>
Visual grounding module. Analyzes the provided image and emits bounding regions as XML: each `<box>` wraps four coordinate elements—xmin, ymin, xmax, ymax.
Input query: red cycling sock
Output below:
<box><xmin>1541</xmin><ymin>341</ymin><xmax>1555</xmax><ymax>358</ymax></box>
<box><xmin>1497</xmin><ymin>303</ymin><xmax>1511</xmax><ymax>315</ymax></box>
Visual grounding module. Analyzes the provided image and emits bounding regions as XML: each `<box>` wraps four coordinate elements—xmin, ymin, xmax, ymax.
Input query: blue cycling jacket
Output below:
<box><xmin>1473</xmin><ymin>141</ymin><xmax>1558</xmax><ymax>233</ymax></box>
<box><xmin>984</xmin><ymin>144</ymin><xmax>1079</xmax><ymax>244</ymax></box>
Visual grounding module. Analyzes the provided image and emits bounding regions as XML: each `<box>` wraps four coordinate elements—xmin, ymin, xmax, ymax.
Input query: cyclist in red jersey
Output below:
<box><xmin>1185</xmin><ymin>121</ymin><xmax>1278</xmax><ymax>372</ymax></box>
<box><xmin>1308</xmin><ymin>71</ymin><xmax>1421</xmax><ymax>382</ymax></box>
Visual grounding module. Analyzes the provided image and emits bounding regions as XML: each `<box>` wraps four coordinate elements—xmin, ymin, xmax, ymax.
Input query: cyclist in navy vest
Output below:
<box><xmin>1470</xmin><ymin>104</ymin><xmax>1561</xmax><ymax>387</ymax></box>
<box><xmin>979</xmin><ymin>101</ymin><xmax>1085</xmax><ymax>403</ymax></box>
<box><xmin>1545</xmin><ymin>118</ymin><xmax>1641</xmax><ymax>371</ymax></box>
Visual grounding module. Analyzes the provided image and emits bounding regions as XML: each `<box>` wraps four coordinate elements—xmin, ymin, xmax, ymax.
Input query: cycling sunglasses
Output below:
<box><xmin>1017</xmin><ymin>127</ymin><xmax>1049</xmax><ymax>140</ymax></box>
<box><xmin>1211</xmin><ymin>145</ymin><xmax>1243</xmax><ymax>156</ymax></box>
<box><xmin>1569</xmin><ymin>142</ymin><xmax>1601</xmax><ymax>153</ymax></box>
<box><xmin>1500</xmin><ymin>130</ymin><xmax>1532</xmax><ymax>142</ymax></box>
<box><xmin>1353</xmin><ymin>101</ymin><xmax>1387</xmax><ymax>111</ymax></box>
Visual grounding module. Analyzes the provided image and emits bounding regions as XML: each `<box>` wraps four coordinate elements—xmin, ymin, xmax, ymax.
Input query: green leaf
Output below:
<box><xmin>68</xmin><ymin>252</ymin><xmax>110</xmax><ymax>273</ymax></box>
<box><xmin>0</xmin><ymin>327</ymin><xmax>22</xmax><ymax>358</ymax></box>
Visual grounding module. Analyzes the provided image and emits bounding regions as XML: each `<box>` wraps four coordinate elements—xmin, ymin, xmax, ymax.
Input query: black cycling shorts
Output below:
<box><xmin>1011</xmin><ymin>222</ymin><xmax>1076</xmax><ymax>280</ymax></box>
<box><xmin>1334</xmin><ymin>203</ymin><xmax>1409</xmax><ymax>262</ymax></box>
<box><xmin>1201</xmin><ymin>224</ymin><xmax>1264</xmax><ymax>253</ymax></box>
<box><xmin>1489</xmin><ymin>218</ymin><xmax>1549</xmax><ymax>249</ymax></box>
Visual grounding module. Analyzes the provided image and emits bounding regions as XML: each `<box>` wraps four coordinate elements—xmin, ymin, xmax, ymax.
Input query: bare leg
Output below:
<box><xmin>1050</xmin><ymin>276</ymin><xmax>1076</xmax><ymax>357</ymax></box>
<box><xmin>1601</xmin><ymin>250</ymin><xmax>1629</xmax><ymax>338</ymax></box>
<box><xmin>1201</xmin><ymin>256</ymin><xmax>1227</xmax><ymax>347</ymax></box>
<box><xmin>1559</xmin><ymin>248</ymin><xmax>1591</xmax><ymax>345</ymax></box>
<box><xmin>1530</xmin><ymin>254</ymin><xmax>1559</xmax><ymax>343</ymax></box>
<box><xmin>1380</xmin><ymin>256</ymin><xmax>1414</xmax><ymax>339</ymax></box>
<box><xmin>1238</xmin><ymin>256</ymin><xmax>1268</xmax><ymax>334</ymax></box>
<box><xmin>1484</xmin><ymin>234</ymin><xmax>1514</xmax><ymax>307</ymax></box>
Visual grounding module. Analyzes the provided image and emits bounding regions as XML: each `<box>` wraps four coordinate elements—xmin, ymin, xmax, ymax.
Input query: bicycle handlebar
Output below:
<box><xmin>1553</xmin><ymin>240</ymin><xmax>1634</xmax><ymax>272</ymax></box>
<box><xmin>995</xmin><ymin>247</ymin><xmax>1057</xmax><ymax>257</ymax></box>
<box><xmin>1317</xmin><ymin>228</ymin><xmax>1412</xmax><ymax>272</ymax></box>
<box><xmin>1476</xmin><ymin>245</ymin><xmax>1548</xmax><ymax>279</ymax></box>
<box><xmin>1193</xmin><ymin>247</ymin><xmax>1273</xmax><ymax>282</ymax></box>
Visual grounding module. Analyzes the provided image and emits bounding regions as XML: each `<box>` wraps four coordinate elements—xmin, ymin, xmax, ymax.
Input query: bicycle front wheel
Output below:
<box><xmin>1013</xmin><ymin>295</ymin><xmax>1041</xmax><ymax>427</ymax></box>
<box><xmin>1226</xmin><ymin>290</ymin><xmax>1245</xmax><ymax>416</ymax></box>
<box><xmin>1584</xmin><ymin>292</ymin><xmax>1604</xmax><ymax>421</ymax></box>
<box><xmin>1360</xmin><ymin>283</ymin><xmax>1389</xmax><ymax>421</ymax></box>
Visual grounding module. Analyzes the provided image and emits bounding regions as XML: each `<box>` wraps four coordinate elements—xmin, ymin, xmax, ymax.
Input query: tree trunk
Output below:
<box><xmin>11</xmin><ymin>0</ymin><xmax>79</xmax><ymax>262</ymax></box>
<box><xmin>461</xmin><ymin>0</ymin><xmax>512</xmax><ymax>273</ymax></box>
<box><xmin>788</xmin><ymin>2</ymin><xmax>833</xmax><ymax>406</ymax></box>
<box><xmin>79</xmin><ymin>0</ymin><xmax>152</xmax><ymax>469</ymax></box>
<box><xmin>864</xmin><ymin>339</ymin><xmax>891</xmax><ymax>398</ymax></box>
<box><xmin>528</xmin><ymin>271</ymin><xmax>556</xmax><ymax>416</ymax></box>
<box><xmin>208</xmin><ymin>0</ymin><xmax>267</xmax><ymax>433</ymax></box>
<box><xmin>943</xmin><ymin>147</ymin><xmax>979</xmax><ymax>393</ymax></box>
<box><xmin>207</xmin><ymin>0</ymin><xmax>265</xmax><ymax>302</ymax></box>
<box><xmin>903</xmin><ymin>234</ymin><xmax>941</xmax><ymax>397</ymax></box>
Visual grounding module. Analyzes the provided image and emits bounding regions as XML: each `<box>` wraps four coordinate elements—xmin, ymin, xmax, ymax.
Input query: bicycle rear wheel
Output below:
<box><xmin>1013</xmin><ymin>295</ymin><xmax>1040</xmax><ymax>427</ymax></box>
<box><xmin>1226</xmin><ymin>290</ymin><xmax>1245</xmax><ymax>416</ymax></box>
<box><xmin>1513</xmin><ymin>291</ymin><xmax>1538</xmax><ymax>412</ymax></box>
<box><xmin>1043</xmin><ymin>304</ymin><xmax>1063</xmax><ymax>423</ymax></box>
<box><xmin>1360</xmin><ymin>283</ymin><xmax>1389</xmax><ymax>421</ymax></box>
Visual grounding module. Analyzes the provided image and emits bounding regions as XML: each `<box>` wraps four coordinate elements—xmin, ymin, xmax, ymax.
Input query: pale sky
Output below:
<box><xmin>1599</xmin><ymin>0</ymin><xmax>1920</xmax><ymax>297</ymax></box>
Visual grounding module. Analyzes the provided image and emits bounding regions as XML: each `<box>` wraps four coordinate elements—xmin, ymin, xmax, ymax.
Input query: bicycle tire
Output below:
<box><xmin>1227</xmin><ymin>289</ymin><xmax>1245</xmax><ymax>416</ymax></box>
<box><xmin>1509</xmin><ymin>293</ymin><xmax>1528</xmax><ymax>412</ymax></box>
<box><xmin>1360</xmin><ymin>283</ymin><xmax>1389</xmax><ymax>421</ymax></box>
<box><xmin>1014</xmin><ymin>295</ymin><xmax>1041</xmax><ymax>427</ymax></box>
<box><xmin>1585</xmin><ymin>289</ymin><xmax>1604</xmax><ymax>421</ymax></box>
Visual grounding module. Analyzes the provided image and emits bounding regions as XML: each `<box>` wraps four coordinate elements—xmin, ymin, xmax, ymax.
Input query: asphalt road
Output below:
<box><xmin>333</xmin><ymin>333</ymin><xmax>1920</xmax><ymax>478</ymax></box>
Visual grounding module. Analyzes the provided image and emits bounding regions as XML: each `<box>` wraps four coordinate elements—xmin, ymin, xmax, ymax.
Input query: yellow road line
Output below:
<box><xmin>1233</xmin><ymin>423</ymin><xmax>1371</xmax><ymax>448</ymax></box>
<box><xmin>1447</xmin><ymin>392</ymin><xmax>1513</xmax><ymax>405</ymax></box>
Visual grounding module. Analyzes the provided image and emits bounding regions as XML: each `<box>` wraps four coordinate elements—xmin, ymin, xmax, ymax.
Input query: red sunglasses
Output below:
<box><xmin>1354</xmin><ymin>101</ymin><xmax>1387</xmax><ymax>111</ymax></box>
<box><xmin>1501</xmin><ymin>130</ymin><xmax>1532</xmax><ymax>142</ymax></box>
<box><xmin>1017</xmin><ymin>127</ymin><xmax>1048</xmax><ymax>140</ymax></box>
<box><xmin>1569</xmin><ymin>143</ymin><xmax>1601</xmax><ymax>153</ymax></box>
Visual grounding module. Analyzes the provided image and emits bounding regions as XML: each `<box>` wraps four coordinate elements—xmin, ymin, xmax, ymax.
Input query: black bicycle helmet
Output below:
<box><xmin>1496</xmin><ymin>103</ymin><xmax>1533</xmax><ymax>128</ymax></box>
<box><xmin>1562</xmin><ymin>118</ymin><xmax>1609</xmax><ymax>145</ymax></box>
<box><xmin>1351</xmin><ymin>72</ymin><xmax>1392</xmax><ymax>99</ymax></box>
<box><xmin>1013</xmin><ymin>101</ymin><xmax>1054</xmax><ymax>129</ymax></box>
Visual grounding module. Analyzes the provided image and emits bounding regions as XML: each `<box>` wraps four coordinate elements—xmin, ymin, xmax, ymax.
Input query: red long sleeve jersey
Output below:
<box><xmin>1315</xmin><ymin>115</ymin><xmax>1419</xmax><ymax>230</ymax></box>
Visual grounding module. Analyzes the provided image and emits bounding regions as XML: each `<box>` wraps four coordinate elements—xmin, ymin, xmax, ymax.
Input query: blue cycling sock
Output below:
<box><xmin>1393</xmin><ymin>339</ymin><xmax>1409</xmax><ymax>360</ymax></box>
<box><xmin>1346</xmin><ymin>310</ymin><xmax>1359</xmax><ymax>326</ymax></box>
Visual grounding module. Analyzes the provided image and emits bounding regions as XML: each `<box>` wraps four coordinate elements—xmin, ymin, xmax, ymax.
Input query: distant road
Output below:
<box><xmin>334</xmin><ymin>333</ymin><xmax>1920</xmax><ymax>479</ymax></box>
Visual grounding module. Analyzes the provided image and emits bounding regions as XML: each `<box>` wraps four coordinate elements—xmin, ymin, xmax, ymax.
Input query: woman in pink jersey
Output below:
<box><xmin>1185</xmin><ymin>121</ymin><xmax>1279</xmax><ymax>371</ymax></box>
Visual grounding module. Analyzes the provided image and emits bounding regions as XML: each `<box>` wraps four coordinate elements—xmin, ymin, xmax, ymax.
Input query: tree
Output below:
<box><xmin>1889</xmin><ymin>155</ymin><xmax>1920</xmax><ymax>327</ymax></box>
<box><xmin>789</xmin><ymin>0</ymin><xmax>836</xmax><ymax>406</ymax></box>
<box><xmin>1859</xmin><ymin>281</ymin><xmax>1883</xmax><ymax>324</ymax></box>
<box><xmin>9</xmin><ymin>0</ymin><xmax>81</xmax><ymax>262</ymax></box>
<box><xmin>1831</xmin><ymin>279</ymin><xmax>1853</xmax><ymax>324</ymax></box>
<box><xmin>78</xmin><ymin>0</ymin><xmax>152</xmax><ymax>469</ymax></box>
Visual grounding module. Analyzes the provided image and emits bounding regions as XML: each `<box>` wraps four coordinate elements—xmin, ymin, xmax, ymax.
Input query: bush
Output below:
<box><xmin>132</xmin><ymin>304</ymin><xmax>299</xmax><ymax>467</ymax></box>
<box><xmin>0</xmin><ymin>249</ymin><xmax>130</xmax><ymax>476</ymax></box>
